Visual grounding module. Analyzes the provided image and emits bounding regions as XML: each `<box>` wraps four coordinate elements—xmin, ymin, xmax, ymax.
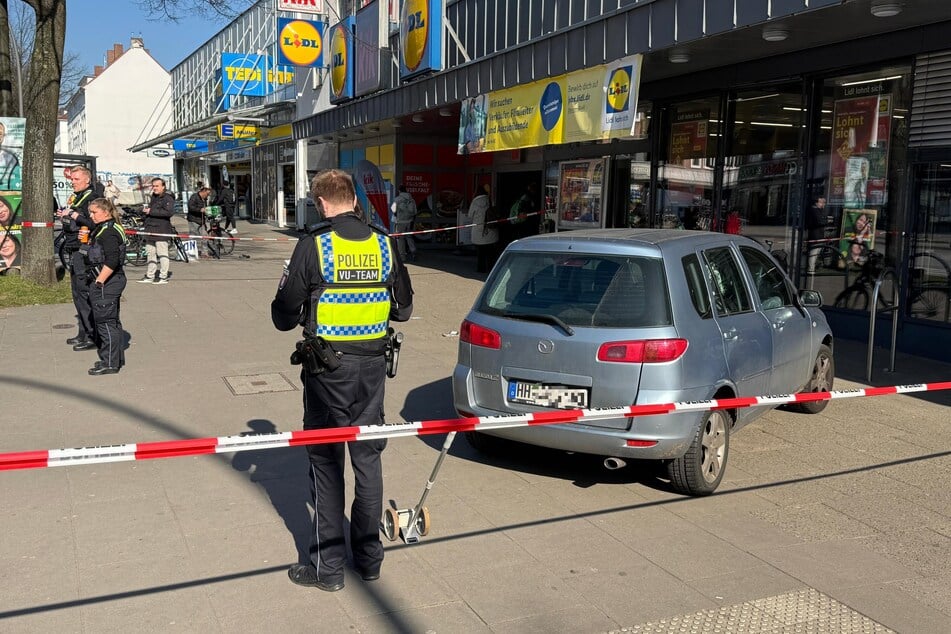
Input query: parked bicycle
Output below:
<box><xmin>204</xmin><ymin>212</ymin><xmax>236</xmax><ymax>258</ymax></box>
<box><xmin>833</xmin><ymin>250</ymin><xmax>894</xmax><ymax>311</ymax></box>
<box><xmin>907</xmin><ymin>250</ymin><xmax>951</xmax><ymax>322</ymax></box>
<box><xmin>120</xmin><ymin>208</ymin><xmax>147</xmax><ymax>267</ymax></box>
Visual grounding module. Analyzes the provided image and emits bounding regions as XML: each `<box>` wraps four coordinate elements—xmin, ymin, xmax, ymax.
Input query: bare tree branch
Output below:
<box><xmin>135</xmin><ymin>0</ymin><xmax>253</xmax><ymax>23</ymax></box>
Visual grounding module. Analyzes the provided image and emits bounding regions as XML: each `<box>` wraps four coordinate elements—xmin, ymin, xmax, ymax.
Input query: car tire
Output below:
<box><xmin>666</xmin><ymin>410</ymin><xmax>730</xmax><ymax>496</ymax></box>
<box><xmin>464</xmin><ymin>431</ymin><xmax>502</xmax><ymax>454</ymax></box>
<box><xmin>794</xmin><ymin>344</ymin><xmax>834</xmax><ymax>414</ymax></box>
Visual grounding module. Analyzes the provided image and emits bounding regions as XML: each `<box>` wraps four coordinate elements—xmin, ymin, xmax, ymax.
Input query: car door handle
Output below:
<box><xmin>722</xmin><ymin>328</ymin><xmax>738</xmax><ymax>340</ymax></box>
<box><xmin>772</xmin><ymin>320</ymin><xmax>785</xmax><ymax>329</ymax></box>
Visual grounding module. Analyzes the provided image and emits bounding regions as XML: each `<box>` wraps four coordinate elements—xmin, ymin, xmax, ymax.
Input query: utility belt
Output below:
<box><xmin>290</xmin><ymin>328</ymin><xmax>403</xmax><ymax>378</ymax></box>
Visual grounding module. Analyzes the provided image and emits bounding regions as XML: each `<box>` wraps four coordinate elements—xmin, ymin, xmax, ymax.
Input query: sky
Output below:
<box><xmin>63</xmin><ymin>0</ymin><xmax>242</xmax><ymax>75</ymax></box>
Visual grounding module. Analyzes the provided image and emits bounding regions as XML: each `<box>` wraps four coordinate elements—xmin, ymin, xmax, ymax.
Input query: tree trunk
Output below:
<box><xmin>20</xmin><ymin>0</ymin><xmax>65</xmax><ymax>285</ymax></box>
<box><xmin>0</xmin><ymin>0</ymin><xmax>15</xmax><ymax>117</ymax></box>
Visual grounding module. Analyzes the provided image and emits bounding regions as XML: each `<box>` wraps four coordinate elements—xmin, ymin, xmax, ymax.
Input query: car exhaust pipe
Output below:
<box><xmin>603</xmin><ymin>457</ymin><xmax>627</xmax><ymax>470</ymax></box>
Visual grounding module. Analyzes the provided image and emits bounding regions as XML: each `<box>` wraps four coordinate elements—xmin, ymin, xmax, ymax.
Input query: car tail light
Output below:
<box><xmin>597</xmin><ymin>339</ymin><xmax>688</xmax><ymax>363</ymax></box>
<box><xmin>460</xmin><ymin>319</ymin><xmax>501</xmax><ymax>349</ymax></box>
<box><xmin>626</xmin><ymin>439</ymin><xmax>659</xmax><ymax>447</ymax></box>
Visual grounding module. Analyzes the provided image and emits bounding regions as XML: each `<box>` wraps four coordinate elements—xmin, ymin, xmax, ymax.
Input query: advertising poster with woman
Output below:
<box><xmin>0</xmin><ymin>117</ymin><xmax>25</xmax><ymax>191</ymax></box>
<box><xmin>0</xmin><ymin>191</ymin><xmax>23</xmax><ymax>272</ymax></box>
<box><xmin>839</xmin><ymin>209</ymin><xmax>876</xmax><ymax>265</ymax></box>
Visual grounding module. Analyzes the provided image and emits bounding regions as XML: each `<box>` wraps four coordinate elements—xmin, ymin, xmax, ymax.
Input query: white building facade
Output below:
<box><xmin>65</xmin><ymin>38</ymin><xmax>174</xmax><ymax>204</ymax></box>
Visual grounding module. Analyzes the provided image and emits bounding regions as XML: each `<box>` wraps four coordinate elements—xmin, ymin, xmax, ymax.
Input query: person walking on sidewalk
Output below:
<box><xmin>391</xmin><ymin>184</ymin><xmax>418</xmax><ymax>261</ymax></box>
<box><xmin>187</xmin><ymin>186</ymin><xmax>213</xmax><ymax>258</ymax></box>
<box><xmin>83</xmin><ymin>198</ymin><xmax>128</xmax><ymax>375</ymax></box>
<box><xmin>56</xmin><ymin>165</ymin><xmax>98</xmax><ymax>350</ymax></box>
<box><xmin>139</xmin><ymin>177</ymin><xmax>176</xmax><ymax>284</ymax></box>
<box><xmin>272</xmin><ymin>168</ymin><xmax>414</xmax><ymax>592</ymax></box>
<box><xmin>218</xmin><ymin>181</ymin><xmax>237</xmax><ymax>234</ymax></box>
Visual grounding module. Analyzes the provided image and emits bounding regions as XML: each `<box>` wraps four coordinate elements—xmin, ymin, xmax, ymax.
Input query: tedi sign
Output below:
<box><xmin>277</xmin><ymin>0</ymin><xmax>325</xmax><ymax>15</ymax></box>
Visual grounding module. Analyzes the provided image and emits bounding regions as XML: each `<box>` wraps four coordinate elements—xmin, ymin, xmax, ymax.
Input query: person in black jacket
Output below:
<box><xmin>84</xmin><ymin>198</ymin><xmax>128</xmax><ymax>374</ymax></box>
<box><xmin>272</xmin><ymin>169</ymin><xmax>414</xmax><ymax>592</ymax></box>
<box><xmin>218</xmin><ymin>181</ymin><xmax>237</xmax><ymax>233</ymax></box>
<box><xmin>139</xmin><ymin>177</ymin><xmax>177</xmax><ymax>284</ymax></box>
<box><xmin>805</xmin><ymin>196</ymin><xmax>828</xmax><ymax>275</ymax></box>
<box><xmin>56</xmin><ymin>165</ymin><xmax>98</xmax><ymax>350</ymax></box>
<box><xmin>187</xmin><ymin>186</ymin><xmax>212</xmax><ymax>257</ymax></box>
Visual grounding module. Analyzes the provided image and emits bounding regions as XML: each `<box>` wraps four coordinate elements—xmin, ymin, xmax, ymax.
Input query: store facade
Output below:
<box><xmin>294</xmin><ymin>0</ymin><xmax>951</xmax><ymax>362</ymax></box>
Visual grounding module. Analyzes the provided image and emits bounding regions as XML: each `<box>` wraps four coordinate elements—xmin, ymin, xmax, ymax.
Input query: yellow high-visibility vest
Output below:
<box><xmin>313</xmin><ymin>230</ymin><xmax>394</xmax><ymax>341</ymax></box>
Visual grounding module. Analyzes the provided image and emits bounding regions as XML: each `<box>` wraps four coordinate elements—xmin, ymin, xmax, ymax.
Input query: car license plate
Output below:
<box><xmin>508</xmin><ymin>381</ymin><xmax>589</xmax><ymax>409</ymax></box>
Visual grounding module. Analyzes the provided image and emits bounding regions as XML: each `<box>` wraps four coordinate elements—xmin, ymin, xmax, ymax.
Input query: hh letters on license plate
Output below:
<box><xmin>508</xmin><ymin>381</ymin><xmax>588</xmax><ymax>408</ymax></box>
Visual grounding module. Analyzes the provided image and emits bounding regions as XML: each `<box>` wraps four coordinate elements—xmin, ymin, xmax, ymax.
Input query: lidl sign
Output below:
<box><xmin>399</xmin><ymin>0</ymin><xmax>443</xmax><ymax>80</ymax></box>
<box><xmin>277</xmin><ymin>17</ymin><xmax>324</xmax><ymax>68</ymax></box>
<box><xmin>220</xmin><ymin>53</ymin><xmax>295</xmax><ymax>96</ymax></box>
<box><xmin>328</xmin><ymin>17</ymin><xmax>354</xmax><ymax>103</ymax></box>
<box><xmin>217</xmin><ymin>123</ymin><xmax>258</xmax><ymax>139</ymax></box>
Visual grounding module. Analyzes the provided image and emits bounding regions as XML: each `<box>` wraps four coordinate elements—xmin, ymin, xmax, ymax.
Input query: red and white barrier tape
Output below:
<box><xmin>1</xmin><ymin>381</ymin><xmax>948</xmax><ymax>472</ymax></box>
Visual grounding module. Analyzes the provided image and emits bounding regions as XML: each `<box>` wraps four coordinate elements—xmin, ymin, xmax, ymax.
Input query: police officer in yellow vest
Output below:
<box><xmin>272</xmin><ymin>169</ymin><xmax>414</xmax><ymax>592</ymax></box>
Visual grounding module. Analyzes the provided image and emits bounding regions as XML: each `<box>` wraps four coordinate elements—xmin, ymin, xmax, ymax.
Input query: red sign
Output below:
<box><xmin>403</xmin><ymin>171</ymin><xmax>432</xmax><ymax>204</ymax></box>
<box><xmin>668</xmin><ymin>110</ymin><xmax>709</xmax><ymax>163</ymax></box>
<box><xmin>278</xmin><ymin>0</ymin><xmax>325</xmax><ymax>15</ymax></box>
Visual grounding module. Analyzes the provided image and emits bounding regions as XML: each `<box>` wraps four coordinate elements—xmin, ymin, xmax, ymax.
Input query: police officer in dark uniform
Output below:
<box><xmin>84</xmin><ymin>198</ymin><xmax>128</xmax><ymax>375</ymax></box>
<box><xmin>272</xmin><ymin>169</ymin><xmax>414</xmax><ymax>592</ymax></box>
<box><xmin>56</xmin><ymin>165</ymin><xmax>98</xmax><ymax>350</ymax></box>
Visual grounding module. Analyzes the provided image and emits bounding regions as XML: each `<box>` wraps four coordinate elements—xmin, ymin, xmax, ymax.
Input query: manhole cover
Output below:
<box><xmin>223</xmin><ymin>373</ymin><xmax>297</xmax><ymax>396</ymax></box>
<box><xmin>53</xmin><ymin>324</ymin><xmax>74</xmax><ymax>330</ymax></box>
<box><xmin>609</xmin><ymin>588</ymin><xmax>895</xmax><ymax>633</ymax></box>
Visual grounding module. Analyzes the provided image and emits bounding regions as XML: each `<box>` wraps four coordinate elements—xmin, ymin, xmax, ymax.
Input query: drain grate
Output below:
<box><xmin>223</xmin><ymin>373</ymin><xmax>297</xmax><ymax>396</ymax></box>
<box><xmin>609</xmin><ymin>588</ymin><xmax>894</xmax><ymax>634</ymax></box>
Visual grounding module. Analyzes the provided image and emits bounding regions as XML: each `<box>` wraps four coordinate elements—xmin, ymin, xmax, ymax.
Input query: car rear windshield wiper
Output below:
<box><xmin>502</xmin><ymin>311</ymin><xmax>575</xmax><ymax>336</ymax></box>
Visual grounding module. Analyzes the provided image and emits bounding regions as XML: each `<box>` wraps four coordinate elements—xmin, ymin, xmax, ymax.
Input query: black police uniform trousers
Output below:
<box><xmin>301</xmin><ymin>350</ymin><xmax>387</xmax><ymax>584</ymax></box>
<box><xmin>88</xmin><ymin>272</ymin><xmax>127</xmax><ymax>369</ymax></box>
<box><xmin>69</xmin><ymin>249</ymin><xmax>94</xmax><ymax>341</ymax></box>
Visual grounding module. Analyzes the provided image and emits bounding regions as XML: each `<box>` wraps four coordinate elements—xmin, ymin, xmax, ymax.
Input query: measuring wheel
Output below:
<box><xmin>415</xmin><ymin>507</ymin><xmax>431</xmax><ymax>536</ymax></box>
<box><xmin>383</xmin><ymin>507</ymin><xmax>400</xmax><ymax>542</ymax></box>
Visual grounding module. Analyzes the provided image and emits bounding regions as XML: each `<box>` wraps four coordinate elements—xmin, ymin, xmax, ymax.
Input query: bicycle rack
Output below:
<box><xmin>867</xmin><ymin>267</ymin><xmax>900</xmax><ymax>382</ymax></box>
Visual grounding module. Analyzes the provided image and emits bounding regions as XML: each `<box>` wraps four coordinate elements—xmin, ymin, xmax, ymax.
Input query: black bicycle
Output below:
<box><xmin>205</xmin><ymin>213</ymin><xmax>236</xmax><ymax>258</ymax></box>
<box><xmin>833</xmin><ymin>250</ymin><xmax>893</xmax><ymax>311</ymax></box>
<box><xmin>907</xmin><ymin>251</ymin><xmax>951</xmax><ymax>322</ymax></box>
<box><xmin>121</xmin><ymin>209</ymin><xmax>147</xmax><ymax>267</ymax></box>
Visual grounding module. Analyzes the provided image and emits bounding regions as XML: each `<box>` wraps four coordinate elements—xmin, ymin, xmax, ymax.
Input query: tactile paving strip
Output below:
<box><xmin>608</xmin><ymin>588</ymin><xmax>894</xmax><ymax>633</ymax></box>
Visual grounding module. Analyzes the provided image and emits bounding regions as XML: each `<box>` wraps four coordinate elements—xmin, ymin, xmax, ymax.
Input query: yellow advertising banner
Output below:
<box><xmin>461</xmin><ymin>55</ymin><xmax>642</xmax><ymax>154</ymax></box>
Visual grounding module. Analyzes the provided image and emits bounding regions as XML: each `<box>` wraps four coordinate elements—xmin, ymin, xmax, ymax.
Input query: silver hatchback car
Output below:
<box><xmin>453</xmin><ymin>229</ymin><xmax>834</xmax><ymax>496</ymax></box>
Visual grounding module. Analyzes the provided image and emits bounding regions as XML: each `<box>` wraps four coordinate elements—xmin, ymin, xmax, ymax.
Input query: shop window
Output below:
<box><xmin>805</xmin><ymin>65</ymin><xmax>912</xmax><ymax>308</ymax></box>
<box><xmin>908</xmin><ymin>164</ymin><xmax>951</xmax><ymax>324</ymax></box>
<box><xmin>722</xmin><ymin>84</ymin><xmax>804</xmax><ymax>251</ymax></box>
<box><xmin>657</xmin><ymin>97</ymin><xmax>719</xmax><ymax>231</ymax></box>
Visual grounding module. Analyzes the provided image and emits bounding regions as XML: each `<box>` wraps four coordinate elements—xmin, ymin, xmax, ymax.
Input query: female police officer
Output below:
<box><xmin>84</xmin><ymin>198</ymin><xmax>128</xmax><ymax>375</ymax></box>
<box><xmin>272</xmin><ymin>169</ymin><xmax>413</xmax><ymax>591</ymax></box>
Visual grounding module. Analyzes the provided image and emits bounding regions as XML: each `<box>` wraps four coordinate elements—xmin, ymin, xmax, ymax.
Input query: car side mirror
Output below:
<box><xmin>798</xmin><ymin>289</ymin><xmax>822</xmax><ymax>307</ymax></box>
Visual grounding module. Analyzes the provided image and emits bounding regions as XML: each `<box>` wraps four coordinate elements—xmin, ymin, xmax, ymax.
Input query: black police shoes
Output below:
<box><xmin>88</xmin><ymin>366</ymin><xmax>120</xmax><ymax>375</ymax></box>
<box><xmin>358</xmin><ymin>569</ymin><xmax>381</xmax><ymax>582</ymax></box>
<box><xmin>66</xmin><ymin>334</ymin><xmax>87</xmax><ymax>344</ymax></box>
<box><xmin>287</xmin><ymin>564</ymin><xmax>343</xmax><ymax>592</ymax></box>
<box><xmin>73</xmin><ymin>341</ymin><xmax>97</xmax><ymax>351</ymax></box>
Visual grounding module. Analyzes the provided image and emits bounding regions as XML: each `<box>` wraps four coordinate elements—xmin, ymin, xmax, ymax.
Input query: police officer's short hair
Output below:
<box><xmin>310</xmin><ymin>169</ymin><xmax>355</xmax><ymax>206</ymax></box>
<box><xmin>70</xmin><ymin>165</ymin><xmax>92</xmax><ymax>181</ymax></box>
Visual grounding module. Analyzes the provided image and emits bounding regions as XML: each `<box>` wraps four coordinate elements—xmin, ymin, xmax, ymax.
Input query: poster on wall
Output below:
<box><xmin>557</xmin><ymin>159</ymin><xmax>606</xmax><ymax>230</ymax></box>
<box><xmin>829</xmin><ymin>82</ymin><xmax>892</xmax><ymax>207</ymax></box>
<box><xmin>839</xmin><ymin>208</ymin><xmax>877</xmax><ymax>265</ymax></box>
<box><xmin>0</xmin><ymin>116</ymin><xmax>25</xmax><ymax>191</ymax></box>
<box><xmin>668</xmin><ymin>110</ymin><xmax>709</xmax><ymax>163</ymax></box>
<box><xmin>0</xmin><ymin>190</ymin><xmax>23</xmax><ymax>272</ymax></box>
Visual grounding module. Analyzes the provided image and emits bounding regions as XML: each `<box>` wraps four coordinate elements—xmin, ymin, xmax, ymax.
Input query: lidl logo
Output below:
<box><xmin>401</xmin><ymin>0</ymin><xmax>429</xmax><ymax>72</ymax></box>
<box><xmin>606</xmin><ymin>66</ymin><xmax>632</xmax><ymax>114</ymax></box>
<box><xmin>330</xmin><ymin>24</ymin><xmax>349</xmax><ymax>97</ymax></box>
<box><xmin>278</xmin><ymin>18</ymin><xmax>323</xmax><ymax>68</ymax></box>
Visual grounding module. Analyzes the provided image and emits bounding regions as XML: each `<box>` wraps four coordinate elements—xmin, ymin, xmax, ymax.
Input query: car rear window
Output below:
<box><xmin>479</xmin><ymin>252</ymin><xmax>672</xmax><ymax>328</ymax></box>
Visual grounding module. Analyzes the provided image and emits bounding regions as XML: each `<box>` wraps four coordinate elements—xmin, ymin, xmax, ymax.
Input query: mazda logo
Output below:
<box><xmin>538</xmin><ymin>340</ymin><xmax>554</xmax><ymax>354</ymax></box>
